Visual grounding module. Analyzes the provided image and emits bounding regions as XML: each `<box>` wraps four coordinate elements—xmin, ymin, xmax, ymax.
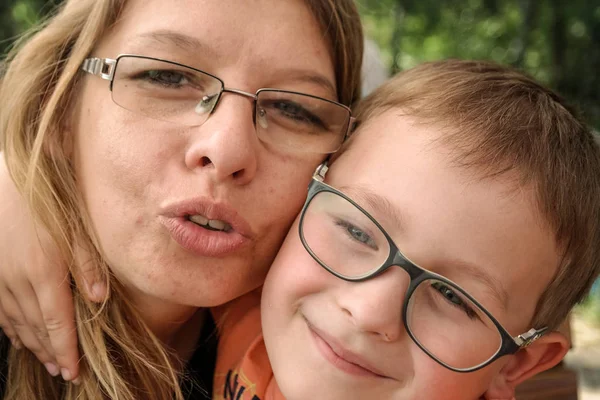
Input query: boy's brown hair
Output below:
<box><xmin>353</xmin><ymin>59</ymin><xmax>600</xmax><ymax>330</ymax></box>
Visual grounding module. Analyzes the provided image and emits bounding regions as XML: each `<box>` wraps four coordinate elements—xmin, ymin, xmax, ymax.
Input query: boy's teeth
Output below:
<box><xmin>188</xmin><ymin>214</ymin><xmax>231</xmax><ymax>232</ymax></box>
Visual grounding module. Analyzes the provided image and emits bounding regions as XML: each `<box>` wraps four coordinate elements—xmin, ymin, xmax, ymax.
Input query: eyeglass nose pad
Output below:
<box><xmin>256</xmin><ymin>107</ymin><xmax>269</xmax><ymax>129</ymax></box>
<box><xmin>195</xmin><ymin>94</ymin><xmax>219</xmax><ymax>115</ymax></box>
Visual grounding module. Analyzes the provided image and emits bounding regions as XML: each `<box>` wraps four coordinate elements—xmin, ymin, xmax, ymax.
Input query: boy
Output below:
<box><xmin>212</xmin><ymin>59</ymin><xmax>600</xmax><ymax>400</ymax></box>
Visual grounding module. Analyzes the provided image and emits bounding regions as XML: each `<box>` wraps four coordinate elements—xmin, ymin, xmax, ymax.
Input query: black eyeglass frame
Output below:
<box><xmin>298</xmin><ymin>163</ymin><xmax>549</xmax><ymax>373</ymax></box>
<box><xmin>81</xmin><ymin>54</ymin><xmax>355</xmax><ymax>154</ymax></box>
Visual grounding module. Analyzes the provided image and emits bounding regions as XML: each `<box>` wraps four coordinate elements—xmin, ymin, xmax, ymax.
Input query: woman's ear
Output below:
<box><xmin>60</xmin><ymin>104</ymin><xmax>77</xmax><ymax>159</ymax></box>
<box><xmin>482</xmin><ymin>331</ymin><xmax>570</xmax><ymax>400</ymax></box>
<box><xmin>41</xmin><ymin>111</ymin><xmax>75</xmax><ymax>162</ymax></box>
<box><xmin>52</xmin><ymin>85</ymin><xmax>80</xmax><ymax>160</ymax></box>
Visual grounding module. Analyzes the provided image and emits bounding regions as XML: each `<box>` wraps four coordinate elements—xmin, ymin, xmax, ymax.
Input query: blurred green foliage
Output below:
<box><xmin>577</xmin><ymin>290</ymin><xmax>600</xmax><ymax>327</ymax></box>
<box><xmin>0</xmin><ymin>0</ymin><xmax>55</xmax><ymax>53</ymax></box>
<box><xmin>357</xmin><ymin>0</ymin><xmax>600</xmax><ymax>129</ymax></box>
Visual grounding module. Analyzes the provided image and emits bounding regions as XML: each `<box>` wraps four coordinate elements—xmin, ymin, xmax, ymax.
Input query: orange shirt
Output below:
<box><xmin>211</xmin><ymin>289</ymin><xmax>285</xmax><ymax>400</ymax></box>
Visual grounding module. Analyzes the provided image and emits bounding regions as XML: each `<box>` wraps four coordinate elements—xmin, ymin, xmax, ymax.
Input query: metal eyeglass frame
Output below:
<box><xmin>81</xmin><ymin>54</ymin><xmax>355</xmax><ymax>153</ymax></box>
<box><xmin>298</xmin><ymin>163</ymin><xmax>549</xmax><ymax>373</ymax></box>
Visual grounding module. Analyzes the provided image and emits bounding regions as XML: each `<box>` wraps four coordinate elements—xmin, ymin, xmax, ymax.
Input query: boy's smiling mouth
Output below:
<box><xmin>304</xmin><ymin>318</ymin><xmax>392</xmax><ymax>379</ymax></box>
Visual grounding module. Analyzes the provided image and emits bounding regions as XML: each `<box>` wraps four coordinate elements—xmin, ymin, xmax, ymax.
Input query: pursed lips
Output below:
<box><xmin>161</xmin><ymin>197</ymin><xmax>256</xmax><ymax>239</ymax></box>
<box><xmin>158</xmin><ymin>197</ymin><xmax>257</xmax><ymax>257</ymax></box>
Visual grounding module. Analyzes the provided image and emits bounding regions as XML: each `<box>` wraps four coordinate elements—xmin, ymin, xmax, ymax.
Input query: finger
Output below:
<box><xmin>0</xmin><ymin>287</ymin><xmax>55</xmax><ymax>366</ymax></box>
<box><xmin>1</xmin><ymin>279</ymin><xmax>57</xmax><ymax>360</ymax></box>
<box><xmin>33</xmin><ymin>269</ymin><xmax>81</xmax><ymax>381</ymax></box>
<box><xmin>76</xmin><ymin>246</ymin><xmax>107</xmax><ymax>303</ymax></box>
<box><xmin>0</xmin><ymin>292</ymin><xmax>61</xmax><ymax>377</ymax></box>
<box><xmin>0</xmin><ymin>302</ymin><xmax>20</xmax><ymax>348</ymax></box>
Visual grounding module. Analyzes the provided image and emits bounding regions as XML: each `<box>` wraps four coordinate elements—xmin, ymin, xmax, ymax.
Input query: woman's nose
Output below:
<box><xmin>184</xmin><ymin>94</ymin><xmax>258</xmax><ymax>185</ymax></box>
<box><xmin>335</xmin><ymin>267</ymin><xmax>410</xmax><ymax>342</ymax></box>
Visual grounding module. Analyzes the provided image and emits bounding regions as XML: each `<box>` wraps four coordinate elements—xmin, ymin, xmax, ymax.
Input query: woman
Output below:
<box><xmin>0</xmin><ymin>0</ymin><xmax>363</xmax><ymax>398</ymax></box>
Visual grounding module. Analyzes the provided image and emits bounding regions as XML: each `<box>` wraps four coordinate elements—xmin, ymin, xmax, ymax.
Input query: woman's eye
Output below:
<box><xmin>144</xmin><ymin>70</ymin><xmax>189</xmax><ymax>87</ymax></box>
<box><xmin>273</xmin><ymin>101</ymin><xmax>326</xmax><ymax>128</ymax></box>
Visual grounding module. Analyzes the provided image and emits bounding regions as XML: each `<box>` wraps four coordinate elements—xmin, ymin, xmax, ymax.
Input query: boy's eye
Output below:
<box><xmin>348</xmin><ymin>225</ymin><xmax>374</xmax><ymax>245</ymax></box>
<box><xmin>430</xmin><ymin>281</ymin><xmax>479</xmax><ymax>320</ymax></box>
<box><xmin>335</xmin><ymin>219</ymin><xmax>378</xmax><ymax>250</ymax></box>
<box><xmin>432</xmin><ymin>282</ymin><xmax>462</xmax><ymax>305</ymax></box>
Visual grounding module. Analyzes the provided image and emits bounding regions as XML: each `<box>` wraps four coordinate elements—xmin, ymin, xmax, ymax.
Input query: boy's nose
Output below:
<box><xmin>184</xmin><ymin>94</ymin><xmax>258</xmax><ymax>185</ymax></box>
<box><xmin>335</xmin><ymin>267</ymin><xmax>410</xmax><ymax>342</ymax></box>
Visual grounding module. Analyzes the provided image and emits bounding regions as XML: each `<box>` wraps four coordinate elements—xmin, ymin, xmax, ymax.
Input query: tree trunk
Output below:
<box><xmin>390</xmin><ymin>0</ymin><xmax>405</xmax><ymax>73</ymax></box>
<box><xmin>514</xmin><ymin>0</ymin><xmax>537</xmax><ymax>68</ymax></box>
<box><xmin>549</xmin><ymin>0</ymin><xmax>567</xmax><ymax>91</ymax></box>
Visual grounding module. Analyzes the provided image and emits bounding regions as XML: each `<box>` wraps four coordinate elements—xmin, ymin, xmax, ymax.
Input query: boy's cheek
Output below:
<box><xmin>265</xmin><ymin>226</ymin><xmax>336</xmax><ymax>303</ymax></box>
<box><xmin>409</xmin><ymin>354</ymin><xmax>504</xmax><ymax>400</ymax></box>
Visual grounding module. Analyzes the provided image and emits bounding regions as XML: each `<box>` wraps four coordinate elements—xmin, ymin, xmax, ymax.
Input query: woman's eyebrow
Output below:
<box><xmin>128</xmin><ymin>30</ymin><xmax>337</xmax><ymax>97</ymax></box>
<box><xmin>128</xmin><ymin>29</ymin><xmax>220</xmax><ymax>60</ymax></box>
<box><xmin>274</xmin><ymin>69</ymin><xmax>337</xmax><ymax>98</ymax></box>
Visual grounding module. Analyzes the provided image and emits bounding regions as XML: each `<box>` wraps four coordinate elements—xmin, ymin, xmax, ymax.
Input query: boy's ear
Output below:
<box><xmin>482</xmin><ymin>331</ymin><xmax>570</xmax><ymax>400</ymax></box>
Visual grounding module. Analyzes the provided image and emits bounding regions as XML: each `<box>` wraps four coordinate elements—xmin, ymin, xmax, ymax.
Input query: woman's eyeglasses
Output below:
<box><xmin>81</xmin><ymin>55</ymin><xmax>354</xmax><ymax>154</ymax></box>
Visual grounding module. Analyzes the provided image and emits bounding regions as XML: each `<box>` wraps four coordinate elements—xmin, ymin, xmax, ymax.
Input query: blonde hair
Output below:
<box><xmin>353</xmin><ymin>59</ymin><xmax>600</xmax><ymax>331</ymax></box>
<box><xmin>0</xmin><ymin>0</ymin><xmax>363</xmax><ymax>398</ymax></box>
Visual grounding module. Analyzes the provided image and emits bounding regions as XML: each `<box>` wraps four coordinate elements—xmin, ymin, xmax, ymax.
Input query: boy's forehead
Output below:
<box><xmin>335</xmin><ymin>110</ymin><xmax>440</xmax><ymax>176</ymax></box>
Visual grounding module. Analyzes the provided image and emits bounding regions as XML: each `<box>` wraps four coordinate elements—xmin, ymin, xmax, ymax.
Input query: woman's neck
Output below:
<box><xmin>168</xmin><ymin>308</ymin><xmax>208</xmax><ymax>364</ymax></box>
<box><xmin>127</xmin><ymin>288</ymin><xmax>208</xmax><ymax>363</ymax></box>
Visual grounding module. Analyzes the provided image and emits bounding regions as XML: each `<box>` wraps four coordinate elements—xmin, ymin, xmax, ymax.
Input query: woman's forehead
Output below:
<box><xmin>97</xmin><ymin>0</ymin><xmax>336</xmax><ymax>96</ymax></box>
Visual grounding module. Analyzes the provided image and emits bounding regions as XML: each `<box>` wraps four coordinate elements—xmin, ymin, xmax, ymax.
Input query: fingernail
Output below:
<box><xmin>44</xmin><ymin>362</ymin><xmax>60</xmax><ymax>377</ymax></box>
<box><xmin>91</xmin><ymin>283</ymin><xmax>105</xmax><ymax>300</ymax></box>
<box><xmin>60</xmin><ymin>368</ymin><xmax>71</xmax><ymax>381</ymax></box>
<box><xmin>11</xmin><ymin>338</ymin><xmax>22</xmax><ymax>350</ymax></box>
<box><xmin>72</xmin><ymin>376</ymin><xmax>81</xmax><ymax>385</ymax></box>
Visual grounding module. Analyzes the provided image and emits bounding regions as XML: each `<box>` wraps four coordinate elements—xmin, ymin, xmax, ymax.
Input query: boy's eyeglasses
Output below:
<box><xmin>298</xmin><ymin>163</ymin><xmax>549</xmax><ymax>373</ymax></box>
<box><xmin>81</xmin><ymin>55</ymin><xmax>354</xmax><ymax>154</ymax></box>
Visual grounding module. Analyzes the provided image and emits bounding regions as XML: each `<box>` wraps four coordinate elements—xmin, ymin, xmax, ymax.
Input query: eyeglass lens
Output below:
<box><xmin>110</xmin><ymin>56</ymin><xmax>349</xmax><ymax>153</ymax></box>
<box><xmin>300</xmin><ymin>189</ymin><xmax>503</xmax><ymax>370</ymax></box>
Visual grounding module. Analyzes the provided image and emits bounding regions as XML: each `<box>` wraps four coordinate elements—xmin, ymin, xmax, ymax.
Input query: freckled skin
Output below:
<box><xmin>71</xmin><ymin>0</ymin><xmax>334</xmax><ymax>339</ymax></box>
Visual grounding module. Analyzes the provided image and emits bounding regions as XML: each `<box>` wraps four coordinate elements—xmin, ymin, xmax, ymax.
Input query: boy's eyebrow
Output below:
<box><xmin>338</xmin><ymin>185</ymin><xmax>406</xmax><ymax>234</ymax></box>
<box><xmin>441</xmin><ymin>258</ymin><xmax>510</xmax><ymax>311</ymax></box>
<box><xmin>339</xmin><ymin>184</ymin><xmax>509</xmax><ymax>310</ymax></box>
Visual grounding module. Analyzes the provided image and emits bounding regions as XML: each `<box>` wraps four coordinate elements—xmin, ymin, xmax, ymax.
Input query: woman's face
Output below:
<box><xmin>71</xmin><ymin>0</ymin><xmax>336</xmax><ymax>317</ymax></box>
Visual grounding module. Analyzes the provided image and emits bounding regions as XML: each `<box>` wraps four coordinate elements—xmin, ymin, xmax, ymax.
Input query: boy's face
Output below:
<box><xmin>261</xmin><ymin>110</ymin><xmax>562</xmax><ymax>400</ymax></box>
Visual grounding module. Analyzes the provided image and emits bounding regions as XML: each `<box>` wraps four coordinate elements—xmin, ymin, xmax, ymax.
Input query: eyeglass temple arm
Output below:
<box><xmin>345</xmin><ymin>116</ymin><xmax>357</xmax><ymax>137</ymax></box>
<box><xmin>81</xmin><ymin>57</ymin><xmax>117</xmax><ymax>81</ymax></box>
<box><xmin>513</xmin><ymin>326</ymin><xmax>549</xmax><ymax>348</ymax></box>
